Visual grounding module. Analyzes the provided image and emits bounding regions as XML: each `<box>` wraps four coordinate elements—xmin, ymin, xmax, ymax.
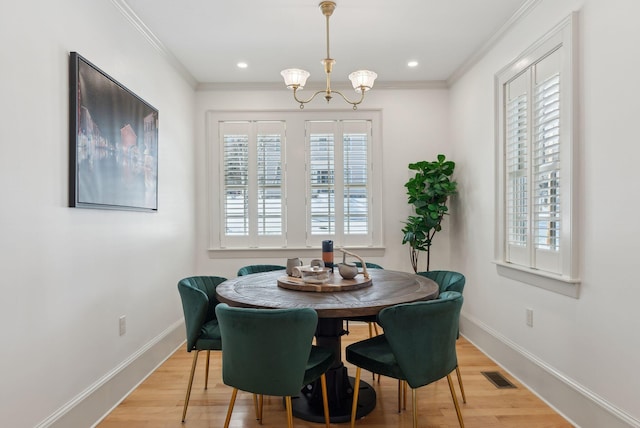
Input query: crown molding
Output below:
<box><xmin>110</xmin><ymin>0</ymin><xmax>198</xmax><ymax>88</ymax></box>
<box><xmin>447</xmin><ymin>0</ymin><xmax>542</xmax><ymax>86</ymax></box>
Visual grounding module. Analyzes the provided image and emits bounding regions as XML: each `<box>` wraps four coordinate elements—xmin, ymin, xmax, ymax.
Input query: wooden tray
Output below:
<box><xmin>277</xmin><ymin>274</ymin><xmax>372</xmax><ymax>292</ymax></box>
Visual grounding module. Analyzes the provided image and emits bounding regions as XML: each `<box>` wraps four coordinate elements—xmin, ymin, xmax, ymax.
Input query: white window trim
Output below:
<box><xmin>206</xmin><ymin>109</ymin><xmax>384</xmax><ymax>256</ymax></box>
<box><xmin>494</xmin><ymin>13</ymin><xmax>580</xmax><ymax>298</ymax></box>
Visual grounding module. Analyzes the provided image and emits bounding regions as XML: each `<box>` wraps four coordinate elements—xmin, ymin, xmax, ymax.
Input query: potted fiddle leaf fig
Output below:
<box><xmin>401</xmin><ymin>154</ymin><xmax>457</xmax><ymax>272</ymax></box>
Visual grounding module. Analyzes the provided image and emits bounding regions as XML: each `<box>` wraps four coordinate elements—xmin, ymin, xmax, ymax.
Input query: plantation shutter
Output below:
<box><xmin>255</xmin><ymin>122</ymin><xmax>285</xmax><ymax>246</ymax></box>
<box><xmin>220</xmin><ymin>121</ymin><xmax>285</xmax><ymax>248</ymax></box>
<box><xmin>505</xmin><ymin>72</ymin><xmax>530</xmax><ymax>266</ymax></box>
<box><xmin>532</xmin><ymin>49</ymin><xmax>562</xmax><ymax>274</ymax></box>
<box><xmin>342</xmin><ymin>120</ymin><xmax>371</xmax><ymax>245</ymax></box>
<box><xmin>306</xmin><ymin>120</ymin><xmax>372</xmax><ymax>246</ymax></box>
<box><xmin>221</xmin><ymin>122</ymin><xmax>250</xmax><ymax>243</ymax></box>
<box><xmin>308</xmin><ymin>121</ymin><xmax>336</xmax><ymax>237</ymax></box>
<box><xmin>503</xmin><ymin>49</ymin><xmax>563</xmax><ymax>274</ymax></box>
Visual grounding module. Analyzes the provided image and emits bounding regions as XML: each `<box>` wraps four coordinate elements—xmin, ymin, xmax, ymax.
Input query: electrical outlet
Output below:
<box><xmin>526</xmin><ymin>308</ymin><xmax>533</xmax><ymax>327</ymax></box>
<box><xmin>119</xmin><ymin>315</ymin><xmax>126</xmax><ymax>336</ymax></box>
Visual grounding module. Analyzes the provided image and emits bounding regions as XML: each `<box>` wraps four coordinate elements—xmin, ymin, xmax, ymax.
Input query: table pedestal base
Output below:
<box><xmin>291</xmin><ymin>363</ymin><xmax>376</xmax><ymax>423</ymax></box>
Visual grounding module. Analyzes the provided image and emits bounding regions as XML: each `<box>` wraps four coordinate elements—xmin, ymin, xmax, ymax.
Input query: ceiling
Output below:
<box><xmin>122</xmin><ymin>0</ymin><xmax>531</xmax><ymax>87</ymax></box>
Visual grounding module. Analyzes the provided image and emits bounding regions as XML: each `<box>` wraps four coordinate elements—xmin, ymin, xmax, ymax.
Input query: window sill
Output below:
<box><xmin>493</xmin><ymin>261</ymin><xmax>580</xmax><ymax>298</ymax></box>
<box><xmin>208</xmin><ymin>246</ymin><xmax>386</xmax><ymax>259</ymax></box>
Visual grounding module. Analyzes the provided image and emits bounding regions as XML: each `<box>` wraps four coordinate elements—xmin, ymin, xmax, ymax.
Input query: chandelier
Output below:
<box><xmin>280</xmin><ymin>1</ymin><xmax>377</xmax><ymax>110</ymax></box>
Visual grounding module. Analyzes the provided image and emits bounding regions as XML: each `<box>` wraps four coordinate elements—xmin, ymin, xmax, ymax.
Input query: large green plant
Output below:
<box><xmin>401</xmin><ymin>154</ymin><xmax>457</xmax><ymax>272</ymax></box>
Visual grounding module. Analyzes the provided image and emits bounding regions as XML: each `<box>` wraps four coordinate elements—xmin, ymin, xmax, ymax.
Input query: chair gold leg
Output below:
<box><xmin>285</xmin><ymin>396</ymin><xmax>293</xmax><ymax>428</ymax></box>
<box><xmin>181</xmin><ymin>350</ymin><xmax>200</xmax><ymax>422</ymax></box>
<box><xmin>253</xmin><ymin>394</ymin><xmax>257</xmax><ymax>420</ymax></box>
<box><xmin>366</xmin><ymin>323</ymin><xmax>380</xmax><ymax>381</ymax></box>
<box><xmin>204</xmin><ymin>350</ymin><xmax>210</xmax><ymax>390</ymax></box>
<box><xmin>350</xmin><ymin>367</ymin><xmax>362</xmax><ymax>428</ymax></box>
<box><xmin>252</xmin><ymin>394</ymin><xmax>260</xmax><ymax>421</ymax></box>
<box><xmin>259</xmin><ymin>394</ymin><xmax>264</xmax><ymax>423</ymax></box>
<box><xmin>368</xmin><ymin>322</ymin><xmax>376</xmax><ymax>380</ymax></box>
<box><xmin>412</xmin><ymin>388</ymin><xmax>418</xmax><ymax>428</ymax></box>
<box><xmin>447</xmin><ymin>374</ymin><xmax>465</xmax><ymax>428</ymax></box>
<box><xmin>396</xmin><ymin>380</ymin><xmax>408</xmax><ymax>412</ymax></box>
<box><xmin>455</xmin><ymin>365</ymin><xmax>466</xmax><ymax>403</ymax></box>
<box><xmin>370</xmin><ymin>321</ymin><xmax>374</xmax><ymax>383</ymax></box>
<box><xmin>320</xmin><ymin>374</ymin><xmax>331</xmax><ymax>428</ymax></box>
<box><xmin>223</xmin><ymin>388</ymin><xmax>238</xmax><ymax>428</ymax></box>
<box><xmin>403</xmin><ymin>380</ymin><xmax>407</xmax><ymax>410</ymax></box>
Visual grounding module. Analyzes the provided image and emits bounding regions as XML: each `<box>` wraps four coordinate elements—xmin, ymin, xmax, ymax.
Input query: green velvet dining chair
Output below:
<box><xmin>215</xmin><ymin>303</ymin><xmax>333</xmax><ymax>428</ymax></box>
<box><xmin>346</xmin><ymin>292</ymin><xmax>465</xmax><ymax>428</ymax></box>
<box><xmin>417</xmin><ymin>270</ymin><xmax>466</xmax><ymax>294</ymax></box>
<box><xmin>237</xmin><ymin>264</ymin><xmax>286</xmax><ymax>276</ymax></box>
<box><xmin>353</xmin><ymin>261</ymin><xmax>384</xmax><ymax>270</ymax></box>
<box><xmin>177</xmin><ymin>275</ymin><xmax>227</xmax><ymax>422</ymax></box>
<box><xmin>417</xmin><ymin>270</ymin><xmax>467</xmax><ymax>403</ymax></box>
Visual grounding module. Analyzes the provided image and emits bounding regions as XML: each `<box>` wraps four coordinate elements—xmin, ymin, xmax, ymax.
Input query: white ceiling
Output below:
<box><xmin>122</xmin><ymin>0</ymin><xmax>530</xmax><ymax>86</ymax></box>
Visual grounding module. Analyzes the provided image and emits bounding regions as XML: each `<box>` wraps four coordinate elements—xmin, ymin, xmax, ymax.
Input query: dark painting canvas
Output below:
<box><xmin>69</xmin><ymin>52</ymin><xmax>158</xmax><ymax>211</ymax></box>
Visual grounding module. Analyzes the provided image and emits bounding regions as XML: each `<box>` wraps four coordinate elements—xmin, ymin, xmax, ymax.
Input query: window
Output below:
<box><xmin>495</xmin><ymin>13</ymin><xmax>580</xmax><ymax>297</ymax></box>
<box><xmin>208</xmin><ymin>111</ymin><xmax>382</xmax><ymax>251</ymax></box>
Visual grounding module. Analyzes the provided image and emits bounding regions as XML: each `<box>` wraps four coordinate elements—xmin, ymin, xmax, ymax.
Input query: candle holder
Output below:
<box><xmin>322</xmin><ymin>240</ymin><xmax>334</xmax><ymax>272</ymax></box>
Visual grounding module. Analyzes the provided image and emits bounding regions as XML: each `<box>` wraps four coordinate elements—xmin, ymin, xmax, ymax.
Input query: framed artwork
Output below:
<box><xmin>69</xmin><ymin>52</ymin><xmax>158</xmax><ymax>211</ymax></box>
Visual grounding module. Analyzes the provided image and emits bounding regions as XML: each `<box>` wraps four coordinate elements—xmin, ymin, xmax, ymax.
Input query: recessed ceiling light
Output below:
<box><xmin>407</xmin><ymin>61</ymin><xmax>419</xmax><ymax>68</ymax></box>
<box><xmin>237</xmin><ymin>62</ymin><xmax>248</xmax><ymax>69</ymax></box>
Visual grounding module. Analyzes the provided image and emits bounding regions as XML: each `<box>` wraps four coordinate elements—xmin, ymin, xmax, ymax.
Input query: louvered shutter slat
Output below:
<box><xmin>506</xmin><ymin>93</ymin><xmax>528</xmax><ymax>248</ymax></box>
<box><xmin>310</xmin><ymin>132</ymin><xmax>335</xmax><ymax>234</ymax></box>
<box><xmin>533</xmin><ymin>73</ymin><xmax>561</xmax><ymax>251</ymax></box>
<box><xmin>257</xmin><ymin>132</ymin><xmax>283</xmax><ymax>236</ymax></box>
<box><xmin>344</xmin><ymin>132</ymin><xmax>368</xmax><ymax>235</ymax></box>
<box><xmin>223</xmin><ymin>133</ymin><xmax>249</xmax><ymax>236</ymax></box>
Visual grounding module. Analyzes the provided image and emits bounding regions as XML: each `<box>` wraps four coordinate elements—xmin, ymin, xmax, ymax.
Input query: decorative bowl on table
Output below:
<box><xmin>299</xmin><ymin>266</ymin><xmax>331</xmax><ymax>284</ymax></box>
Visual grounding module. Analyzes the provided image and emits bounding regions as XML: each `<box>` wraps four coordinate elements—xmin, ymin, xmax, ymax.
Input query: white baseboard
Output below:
<box><xmin>460</xmin><ymin>314</ymin><xmax>639</xmax><ymax>428</ymax></box>
<box><xmin>35</xmin><ymin>320</ymin><xmax>186</xmax><ymax>428</ymax></box>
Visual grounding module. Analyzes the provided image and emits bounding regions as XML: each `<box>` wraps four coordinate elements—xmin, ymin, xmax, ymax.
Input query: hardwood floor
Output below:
<box><xmin>98</xmin><ymin>324</ymin><xmax>573</xmax><ymax>428</ymax></box>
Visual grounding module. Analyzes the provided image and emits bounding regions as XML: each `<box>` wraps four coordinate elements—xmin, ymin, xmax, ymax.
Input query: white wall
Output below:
<box><xmin>449</xmin><ymin>0</ymin><xmax>640</xmax><ymax>426</ymax></box>
<box><xmin>193</xmin><ymin>87</ymin><xmax>454</xmax><ymax>278</ymax></box>
<box><xmin>0</xmin><ymin>1</ymin><xmax>196</xmax><ymax>427</ymax></box>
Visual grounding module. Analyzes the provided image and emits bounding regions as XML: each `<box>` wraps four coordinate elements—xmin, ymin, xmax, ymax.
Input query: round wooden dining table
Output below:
<box><xmin>215</xmin><ymin>268</ymin><xmax>439</xmax><ymax>423</ymax></box>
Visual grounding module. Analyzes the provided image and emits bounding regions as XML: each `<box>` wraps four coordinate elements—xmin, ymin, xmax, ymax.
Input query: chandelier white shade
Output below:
<box><xmin>348</xmin><ymin>70</ymin><xmax>378</xmax><ymax>92</ymax></box>
<box><xmin>281</xmin><ymin>68</ymin><xmax>311</xmax><ymax>89</ymax></box>
<box><xmin>280</xmin><ymin>1</ymin><xmax>377</xmax><ymax>109</ymax></box>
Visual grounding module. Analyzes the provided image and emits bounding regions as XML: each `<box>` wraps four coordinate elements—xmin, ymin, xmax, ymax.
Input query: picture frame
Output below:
<box><xmin>69</xmin><ymin>52</ymin><xmax>159</xmax><ymax>211</ymax></box>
